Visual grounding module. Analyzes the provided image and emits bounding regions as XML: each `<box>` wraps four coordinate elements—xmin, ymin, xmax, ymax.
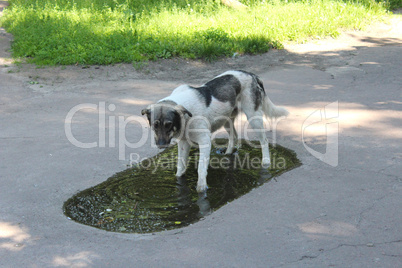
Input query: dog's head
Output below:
<box><xmin>141</xmin><ymin>102</ymin><xmax>192</xmax><ymax>148</ymax></box>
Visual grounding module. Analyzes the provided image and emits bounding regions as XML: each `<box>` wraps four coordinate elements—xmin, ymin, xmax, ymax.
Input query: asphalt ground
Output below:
<box><xmin>0</xmin><ymin>6</ymin><xmax>401</xmax><ymax>267</ymax></box>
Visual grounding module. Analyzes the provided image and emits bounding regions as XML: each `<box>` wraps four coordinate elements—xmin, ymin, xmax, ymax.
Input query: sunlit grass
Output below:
<box><xmin>0</xmin><ymin>0</ymin><xmax>389</xmax><ymax>65</ymax></box>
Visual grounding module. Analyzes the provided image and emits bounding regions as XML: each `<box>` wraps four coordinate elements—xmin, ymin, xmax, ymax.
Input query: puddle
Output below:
<box><xmin>64</xmin><ymin>139</ymin><xmax>301</xmax><ymax>233</ymax></box>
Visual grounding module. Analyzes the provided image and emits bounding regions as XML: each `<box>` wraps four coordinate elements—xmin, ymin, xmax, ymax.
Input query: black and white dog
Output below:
<box><xmin>142</xmin><ymin>70</ymin><xmax>288</xmax><ymax>192</ymax></box>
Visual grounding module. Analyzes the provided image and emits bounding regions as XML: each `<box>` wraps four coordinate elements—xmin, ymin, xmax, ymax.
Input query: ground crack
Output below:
<box><xmin>382</xmin><ymin>253</ymin><xmax>402</xmax><ymax>258</ymax></box>
<box><xmin>355</xmin><ymin>194</ymin><xmax>388</xmax><ymax>228</ymax></box>
<box><xmin>299</xmin><ymin>255</ymin><xmax>318</xmax><ymax>261</ymax></box>
<box><xmin>328</xmin><ymin>239</ymin><xmax>402</xmax><ymax>252</ymax></box>
<box><xmin>274</xmin><ymin>239</ymin><xmax>402</xmax><ymax>267</ymax></box>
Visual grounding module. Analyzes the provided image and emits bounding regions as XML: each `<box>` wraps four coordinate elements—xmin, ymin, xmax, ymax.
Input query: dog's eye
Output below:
<box><xmin>154</xmin><ymin>120</ymin><xmax>160</xmax><ymax>129</ymax></box>
<box><xmin>164</xmin><ymin>121</ymin><xmax>173</xmax><ymax>130</ymax></box>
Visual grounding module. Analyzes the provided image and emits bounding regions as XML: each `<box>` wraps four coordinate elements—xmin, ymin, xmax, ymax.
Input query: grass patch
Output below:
<box><xmin>1</xmin><ymin>0</ymin><xmax>388</xmax><ymax>65</ymax></box>
<box><xmin>386</xmin><ymin>0</ymin><xmax>402</xmax><ymax>9</ymax></box>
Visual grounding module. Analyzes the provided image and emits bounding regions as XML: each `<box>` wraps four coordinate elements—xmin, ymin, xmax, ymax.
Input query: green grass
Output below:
<box><xmin>386</xmin><ymin>0</ymin><xmax>402</xmax><ymax>9</ymax></box>
<box><xmin>0</xmin><ymin>0</ymin><xmax>389</xmax><ymax>65</ymax></box>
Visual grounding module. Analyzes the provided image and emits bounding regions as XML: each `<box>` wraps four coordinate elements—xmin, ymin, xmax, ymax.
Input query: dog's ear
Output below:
<box><xmin>141</xmin><ymin>108</ymin><xmax>151</xmax><ymax>116</ymax></box>
<box><xmin>141</xmin><ymin>107</ymin><xmax>152</xmax><ymax>126</ymax></box>
<box><xmin>175</xmin><ymin>105</ymin><xmax>192</xmax><ymax>117</ymax></box>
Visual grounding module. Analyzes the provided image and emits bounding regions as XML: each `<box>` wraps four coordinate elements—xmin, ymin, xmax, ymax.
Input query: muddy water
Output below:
<box><xmin>64</xmin><ymin>139</ymin><xmax>300</xmax><ymax>233</ymax></box>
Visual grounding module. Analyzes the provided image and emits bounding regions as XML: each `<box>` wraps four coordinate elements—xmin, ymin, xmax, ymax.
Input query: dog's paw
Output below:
<box><xmin>225</xmin><ymin>148</ymin><xmax>234</xmax><ymax>155</ymax></box>
<box><xmin>261</xmin><ymin>158</ymin><xmax>271</xmax><ymax>168</ymax></box>
<box><xmin>176</xmin><ymin>168</ymin><xmax>186</xmax><ymax>177</ymax></box>
<box><xmin>196</xmin><ymin>183</ymin><xmax>208</xmax><ymax>193</ymax></box>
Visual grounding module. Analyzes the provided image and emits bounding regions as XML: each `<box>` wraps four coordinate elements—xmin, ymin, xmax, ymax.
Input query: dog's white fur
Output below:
<box><xmin>159</xmin><ymin>70</ymin><xmax>288</xmax><ymax>192</ymax></box>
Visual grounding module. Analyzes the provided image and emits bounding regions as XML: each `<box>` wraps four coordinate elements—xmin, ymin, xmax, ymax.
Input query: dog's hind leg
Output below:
<box><xmin>224</xmin><ymin>117</ymin><xmax>238</xmax><ymax>155</ymax></box>
<box><xmin>176</xmin><ymin>140</ymin><xmax>191</xmax><ymax>177</ymax></box>
<box><xmin>245</xmin><ymin>111</ymin><xmax>271</xmax><ymax>168</ymax></box>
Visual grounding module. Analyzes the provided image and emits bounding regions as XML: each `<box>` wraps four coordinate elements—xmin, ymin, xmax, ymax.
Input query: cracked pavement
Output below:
<box><xmin>0</xmin><ymin>3</ymin><xmax>401</xmax><ymax>267</ymax></box>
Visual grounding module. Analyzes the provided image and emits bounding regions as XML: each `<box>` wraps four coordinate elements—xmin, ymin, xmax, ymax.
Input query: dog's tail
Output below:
<box><xmin>262</xmin><ymin>95</ymin><xmax>289</xmax><ymax>119</ymax></box>
<box><xmin>253</xmin><ymin>75</ymin><xmax>289</xmax><ymax>119</ymax></box>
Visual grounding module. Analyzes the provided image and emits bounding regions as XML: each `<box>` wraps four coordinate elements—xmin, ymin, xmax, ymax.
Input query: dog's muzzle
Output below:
<box><xmin>156</xmin><ymin>138</ymin><xmax>170</xmax><ymax>148</ymax></box>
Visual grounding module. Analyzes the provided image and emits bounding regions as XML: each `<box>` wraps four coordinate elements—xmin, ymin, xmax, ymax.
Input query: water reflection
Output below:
<box><xmin>64</xmin><ymin>139</ymin><xmax>300</xmax><ymax>233</ymax></box>
<box><xmin>176</xmin><ymin>176</ymin><xmax>211</xmax><ymax>218</ymax></box>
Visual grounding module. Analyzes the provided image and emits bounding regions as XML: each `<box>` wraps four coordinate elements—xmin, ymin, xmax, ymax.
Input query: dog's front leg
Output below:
<box><xmin>196</xmin><ymin>139</ymin><xmax>211</xmax><ymax>192</ymax></box>
<box><xmin>176</xmin><ymin>140</ymin><xmax>191</xmax><ymax>177</ymax></box>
